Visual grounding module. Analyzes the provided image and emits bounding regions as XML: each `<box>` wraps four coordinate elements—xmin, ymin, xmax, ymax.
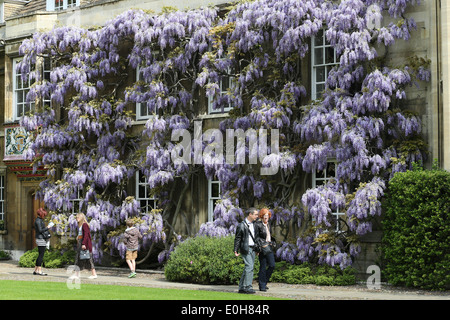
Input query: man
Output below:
<box><xmin>234</xmin><ymin>207</ymin><xmax>260</xmax><ymax>294</ymax></box>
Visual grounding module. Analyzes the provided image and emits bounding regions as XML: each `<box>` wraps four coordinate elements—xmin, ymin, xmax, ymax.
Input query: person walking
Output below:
<box><xmin>234</xmin><ymin>207</ymin><xmax>260</xmax><ymax>294</ymax></box>
<box><xmin>255</xmin><ymin>208</ymin><xmax>276</xmax><ymax>292</ymax></box>
<box><xmin>124</xmin><ymin>219</ymin><xmax>143</xmax><ymax>278</ymax></box>
<box><xmin>74</xmin><ymin>213</ymin><xmax>97</xmax><ymax>279</ymax></box>
<box><xmin>34</xmin><ymin>208</ymin><xmax>53</xmax><ymax>276</ymax></box>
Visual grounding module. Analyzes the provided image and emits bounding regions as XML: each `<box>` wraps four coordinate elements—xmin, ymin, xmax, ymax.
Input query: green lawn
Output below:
<box><xmin>0</xmin><ymin>280</ymin><xmax>286</xmax><ymax>300</ymax></box>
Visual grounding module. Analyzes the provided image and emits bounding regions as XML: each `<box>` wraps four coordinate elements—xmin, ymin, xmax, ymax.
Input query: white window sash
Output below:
<box><xmin>311</xmin><ymin>160</ymin><xmax>344</xmax><ymax>231</ymax></box>
<box><xmin>207</xmin><ymin>179</ymin><xmax>221</xmax><ymax>222</ymax></box>
<box><xmin>136</xmin><ymin>172</ymin><xmax>157</xmax><ymax>214</ymax></box>
<box><xmin>47</xmin><ymin>0</ymin><xmax>80</xmax><ymax>12</ymax></box>
<box><xmin>311</xmin><ymin>31</ymin><xmax>338</xmax><ymax>100</ymax></box>
<box><xmin>0</xmin><ymin>175</ymin><xmax>5</xmax><ymax>222</ymax></box>
<box><xmin>208</xmin><ymin>74</ymin><xmax>233</xmax><ymax>114</ymax></box>
<box><xmin>13</xmin><ymin>58</ymin><xmax>34</xmax><ymax>121</ymax></box>
<box><xmin>136</xmin><ymin>66</ymin><xmax>154</xmax><ymax>120</ymax></box>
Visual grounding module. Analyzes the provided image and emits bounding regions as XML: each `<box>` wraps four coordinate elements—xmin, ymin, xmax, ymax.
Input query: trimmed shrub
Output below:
<box><xmin>0</xmin><ymin>250</ymin><xmax>11</xmax><ymax>260</ymax></box>
<box><xmin>164</xmin><ymin>235</ymin><xmax>259</xmax><ymax>285</ymax></box>
<box><xmin>382</xmin><ymin>166</ymin><xmax>450</xmax><ymax>290</ymax></box>
<box><xmin>270</xmin><ymin>261</ymin><xmax>356</xmax><ymax>286</ymax></box>
<box><xmin>19</xmin><ymin>247</ymin><xmax>76</xmax><ymax>268</ymax></box>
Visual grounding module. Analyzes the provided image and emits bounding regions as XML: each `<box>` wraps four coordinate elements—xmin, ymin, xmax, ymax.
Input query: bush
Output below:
<box><xmin>19</xmin><ymin>247</ymin><xmax>76</xmax><ymax>268</ymax></box>
<box><xmin>164</xmin><ymin>235</ymin><xmax>259</xmax><ymax>285</ymax></box>
<box><xmin>0</xmin><ymin>250</ymin><xmax>11</xmax><ymax>260</ymax></box>
<box><xmin>382</xmin><ymin>166</ymin><xmax>450</xmax><ymax>290</ymax></box>
<box><xmin>270</xmin><ymin>261</ymin><xmax>356</xmax><ymax>286</ymax></box>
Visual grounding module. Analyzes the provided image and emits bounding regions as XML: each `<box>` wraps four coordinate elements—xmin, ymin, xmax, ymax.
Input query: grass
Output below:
<box><xmin>0</xmin><ymin>280</ymin><xmax>286</xmax><ymax>300</ymax></box>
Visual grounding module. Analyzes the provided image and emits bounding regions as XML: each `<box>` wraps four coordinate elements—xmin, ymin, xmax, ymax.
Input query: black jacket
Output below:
<box><xmin>234</xmin><ymin>220</ymin><xmax>258</xmax><ymax>254</ymax></box>
<box><xmin>254</xmin><ymin>219</ymin><xmax>276</xmax><ymax>248</ymax></box>
<box><xmin>35</xmin><ymin>217</ymin><xmax>49</xmax><ymax>239</ymax></box>
<box><xmin>254</xmin><ymin>220</ymin><xmax>268</xmax><ymax>247</ymax></box>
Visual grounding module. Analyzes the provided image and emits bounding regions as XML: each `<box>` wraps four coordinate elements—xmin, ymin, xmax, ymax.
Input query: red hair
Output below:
<box><xmin>259</xmin><ymin>208</ymin><xmax>271</xmax><ymax>219</ymax></box>
<box><xmin>37</xmin><ymin>208</ymin><xmax>48</xmax><ymax>218</ymax></box>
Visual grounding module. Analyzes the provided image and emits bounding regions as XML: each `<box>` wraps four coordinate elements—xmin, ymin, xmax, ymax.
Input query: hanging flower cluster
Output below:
<box><xmin>19</xmin><ymin>0</ymin><xmax>429</xmax><ymax>267</ymax></box>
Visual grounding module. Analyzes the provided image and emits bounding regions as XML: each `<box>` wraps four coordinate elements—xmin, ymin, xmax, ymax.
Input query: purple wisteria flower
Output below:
<box><xmin>18</xmin><ymin>0</ymin><xmax>429</xmax><ymax>267</ymax></box>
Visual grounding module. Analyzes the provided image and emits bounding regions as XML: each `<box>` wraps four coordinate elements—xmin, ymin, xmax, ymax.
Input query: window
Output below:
<box><xmin>136</xmin><ymin>172</ymin><xmax>157</xmax><ymax>214</ymax></box>
<box><xmin>41</xmin><ymin>58</ymin><xmax>52</xmax><ymax>109</ymax></box>
<box><xmin>0</xmin><ymin>1</ymin><xmax>4</xmax><ymax>24</ymax></box>
<box><xmin>13</xmin><ymin>58</ymin><xmax>34</xmax><ymax>120</ymax></box>
<box><xmin>208</xmin><ymin>74</ymin><xmax>233</xmax><ymax>114</ymax></box>
<box><xmin>312</xmin><ymin>161</ymin><xmax>345</xmax><ymax>231</ymax></box>
<box><xmin>0</xmin><ymin>175</ymin><xmax>5</xmax><ymax>226</ymax></box>
<box><xmin>13</xmin><ymin>57</ymin><xmax>52</xmax><ymax>121</ymax></box>
<box><xmin>68</xmin><ymin>187</ymin><xmax>82</xmax><ymax>215</ymax></box>
<box><xmin>55</xmin><ymin>0</ymin><xmax>63</xmax><ymax>11</ymax></box>
<box><xmin>136</xmin><ymin>67</ymin><xmax>153</xmax><ymax>120</ymax></box>
<box><xmin>208</xmin><ymin>178</ymin><xmax>221</xmax><ymax>222</ymax></box>
<box><xmin>312</xmin><ymin>161</ymin><xmax>336</xmax><ymax>188</ymax></box>
<box><xmin>312</xmin><ymin>29</ymin><xmax>338</xmax><ymax>100</ymax></box>
<box><xmin>47</xmin><ymin>0</ymin><xmax>80</xmax><ymax>11</ymax></box>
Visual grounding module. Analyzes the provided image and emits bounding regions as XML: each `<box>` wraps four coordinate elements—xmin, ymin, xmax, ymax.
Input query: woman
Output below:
<box><xmin>34</xmin><ymin>208</ymin><xmax>52</xmax><ymax>276</ymax></box>
<box><xmin>74</xmin><ymin>213</ymin><xmax>97</xmax><ymax>279</ymax></box>
<box><xmin>255</xmin><ymin>208</ymin><xmax>276</xmax><ymax>292</ymax></box>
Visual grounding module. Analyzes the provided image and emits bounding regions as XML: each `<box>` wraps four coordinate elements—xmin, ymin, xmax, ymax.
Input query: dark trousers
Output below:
<box><xmin>35</xmin><ymin>246</ymin><xmax>46</xmax><ymax>267</ymax></box>
<box><xmin>258</xmin><ymin>251</ymin><xmax>275</xmax><ymax>289</ymax></box>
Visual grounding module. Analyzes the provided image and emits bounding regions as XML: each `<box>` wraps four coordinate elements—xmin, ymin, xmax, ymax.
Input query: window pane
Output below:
<box><xmin>17</xmin><ymin>91</ymin><xmax>23</xmax><ymax>104</ymax></box>
<box><xmin>314</xmin><ymin>48</ymin><xmax>323</xmax><ymax>65</ymax></box>
<box><xmin>326</xmin><ymin>46</ymin><xmax>335</xmax><ymax>64</ymax></box>
<box><xmin>316</xmin><ymin>169</ymin><xmax>325</xmax><ymax>179</ymax></box>
<box><xmin>140</xmin><ymin>200</ymin><xmax>147</xmax><ymax>212</ymax></box>
<box><xmin>327</xmin><ymin>162</ymin><xmax>336</xmax><ymax>178</ymax></box>
<box><xmin>221</xmin><ymin>76</ymin><xmax>230</xmax><ymax>93</ymax></box>
<box><xmin>315</xmin><ymin>30</ymin><xmax>323</xmax><ymax>46</ymax></box>
<box><xmin>315</xmin><ymin>83</ymin><xmax>325</xmax><ymax>96</ymax></box>
<box><xmin>139</xmin><ymin>185</ymin><xmax>146</xmax><ymax>199</ymax></box>
<box><xmin>140</xmin><ymin>103</ymin><xmax>148</xmax><ymax>117</ymax></box>
<box><xmin>316</xmin><ymin>66</ymin><xmax>325</xmax><ymax>82</ymax></box>
<box><xmin>16</xmin><ymin>75</ymin><xmax>22</xmax><ymax>90</ymax></box>
<box><xmin>211</xmin><ymin>182</ymin><xmax>220</xmax><ymax>198</ymax></box>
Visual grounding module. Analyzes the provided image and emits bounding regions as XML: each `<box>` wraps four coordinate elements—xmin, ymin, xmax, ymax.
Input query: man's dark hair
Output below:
<box><xmin>246</xmin><ymin>207</ymin><xmax>258</xmax><ymax>216</ymax></box>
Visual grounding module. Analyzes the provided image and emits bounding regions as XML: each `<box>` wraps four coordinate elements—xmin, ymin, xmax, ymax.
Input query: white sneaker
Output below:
<box><xmin>88</xmin><ymin>275</ymin><xmax>98</xmax><ymax>279</ymax></box>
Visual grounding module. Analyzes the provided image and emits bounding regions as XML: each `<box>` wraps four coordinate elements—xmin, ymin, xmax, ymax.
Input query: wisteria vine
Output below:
<box><xmin>18</xmin><ymin>0</ymin><xmax>429</xmax><ymax>268</ymax></box>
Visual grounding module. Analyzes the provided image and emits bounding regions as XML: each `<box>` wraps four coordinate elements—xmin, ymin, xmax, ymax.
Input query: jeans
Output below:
<box><xmin>239</xmin><ymin>247</ymin><xmax>256</xmax><ymax>290</ymax></box>
<box><xmin>258</xmin><ymin>250</ymin><xmax>275</xmax><ymax>289</ymax></box>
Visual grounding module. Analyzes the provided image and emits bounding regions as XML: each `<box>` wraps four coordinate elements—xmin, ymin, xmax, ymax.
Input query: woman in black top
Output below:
<box><xmin>254</xmin><ymin>208</ymin><xmax>276</xmax><ymax>291</ymax></box>
<box><xmin>34</xmin><ymin>208</ymin><xmax>52</xmax><ymax>276</ymax></box>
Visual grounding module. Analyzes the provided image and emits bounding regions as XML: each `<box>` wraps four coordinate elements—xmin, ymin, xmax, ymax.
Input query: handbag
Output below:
<box><xmin>42</xmin><ymin>230</ymin><xmax>51</xmax><ymax>239</ymax></box>
<box><xmin>260</xmin><ymin>242</ymin><xmax>272</xmax><ymax>255</ymax></box>
<box><xmin>79</xmin><ymin>250</ymin><xmax>91</xmax><ymax>260</ymax></box>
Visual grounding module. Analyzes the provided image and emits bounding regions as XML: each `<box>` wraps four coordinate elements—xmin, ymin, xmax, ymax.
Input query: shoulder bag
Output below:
<box><xmin>244</xmin><ymin>221</ymin><xmax>261</xmax><ymax>253</ymax></box>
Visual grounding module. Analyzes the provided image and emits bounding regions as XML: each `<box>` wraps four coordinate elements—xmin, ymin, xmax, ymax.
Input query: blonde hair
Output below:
<box><xmin>126</xmin><ymin>219</ymin><xmax>134</xmax><ymax>228</ymax></box>
<box><xmin>76</xmin><ymin>213</ymin><xmax>88</xmax><ymax>227</ymax></box>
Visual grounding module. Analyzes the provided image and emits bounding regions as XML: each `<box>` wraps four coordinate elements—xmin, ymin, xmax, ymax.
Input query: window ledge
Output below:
<box><xmin>196</xmin><ymin>113</ymin><xmax>230</xmax><ymax>120</ymax></box>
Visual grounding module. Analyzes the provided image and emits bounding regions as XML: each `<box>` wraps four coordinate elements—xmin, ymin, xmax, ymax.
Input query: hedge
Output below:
<box><xmin>19</xmin><ymin>247</ymin><xmax>76</xmax><ymax>268</ymax></box>
<box><xmin>382</xmin><ymin>166</ymin><xmax>450</xmax><ymax>290</ymax></box>
<box><xmin>164</xmin><ymin>235</ymin><xmax>259</xmax><ymax>285</ymax></box>
<box><xmin>271</xmin><ymin>261</ymin><xmax>356</xmax><ymax>286</ymax></box>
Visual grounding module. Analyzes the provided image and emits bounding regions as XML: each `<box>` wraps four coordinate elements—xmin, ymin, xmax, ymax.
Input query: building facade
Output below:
<box><xmin>0</xmin><ymin>0</ymin><xmax>446</xmax><ymax>273</ymax></box>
